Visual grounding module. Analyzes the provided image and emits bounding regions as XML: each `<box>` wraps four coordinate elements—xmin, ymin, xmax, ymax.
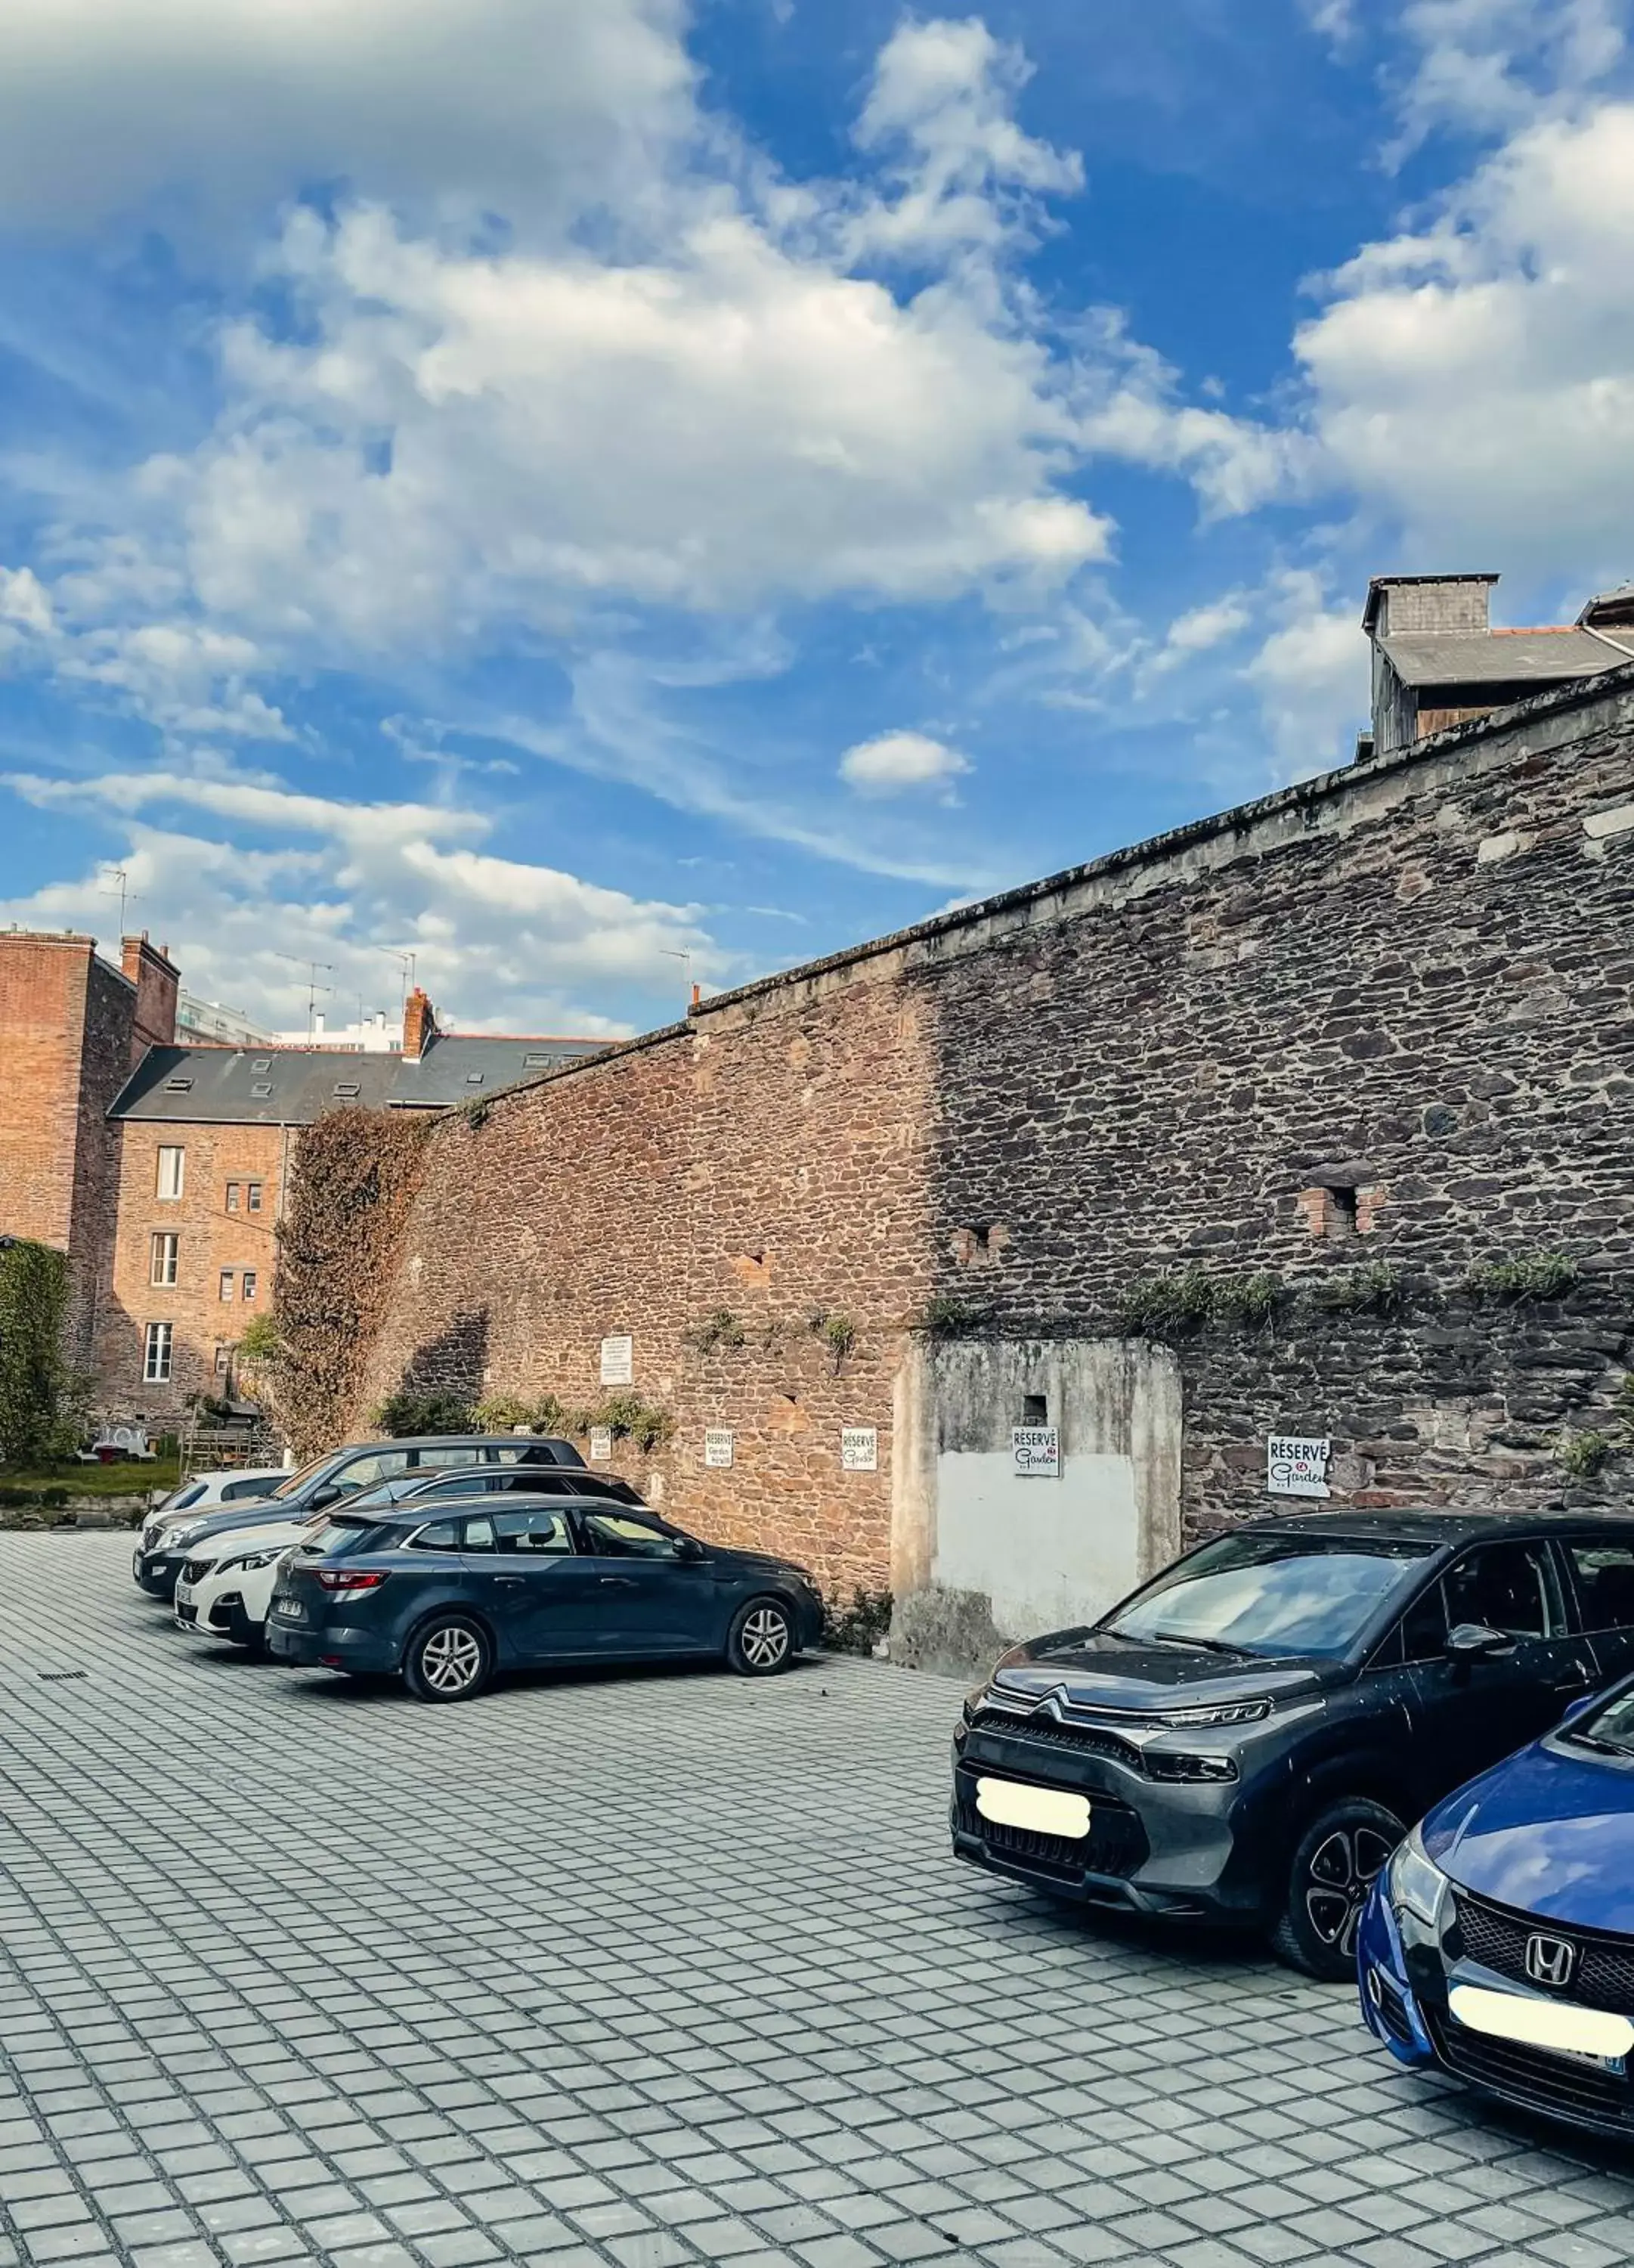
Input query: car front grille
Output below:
<box><xmin>181</xmin><ymin>1559</ymin><xmax>209</xmax><ymax>1584</ymax></box>
<box><xmin>1454</xmin><ymin>1894</ymin><xmax>1634</xmax><ymax>2015</ymax></box>
<box><xmin>1426</xmin><ymin>2006</ymin><xmax>1634</xmax><ymax>2132</ymax></box>
<box><xmin>175</xmin><ymin>1603</ymin><xmax>197</xmax><ymax>1625</ymax></box>
<box><xmin>970</xmin><ymin>1710</ymin><xmax>1146</xmax><ymax>1774</ymax></box>
<box><xmin>955</xmin><ymin>1793</ymin><xmax>1149</xmax><ymax>1882</ymax></box>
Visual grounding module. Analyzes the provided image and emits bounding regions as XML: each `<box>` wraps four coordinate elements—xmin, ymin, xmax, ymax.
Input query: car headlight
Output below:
<box><xmin>1153</xmin><ymin>1697</ymin><xmax>1271</xmax><ymax>1729</ymax></box>
<box><xmin>1388</xmin><ymin>1826</ymin><xmax>1449</xmax><ymax>1929</ymax></box>
<box><xmin>160</xmin><ymin>1525</ymin><xmax>198</xmax><ymax>1550</ymax></box>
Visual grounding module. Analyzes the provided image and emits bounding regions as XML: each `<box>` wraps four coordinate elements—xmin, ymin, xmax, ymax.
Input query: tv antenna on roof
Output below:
<box><xmin>100</xmin><ymin>866</ymin><xmax>135</xmax><ymax>933</ymax></box>
<box><xmin>275</xmin><ymin>953</ymin><xmax>333</xmax><ymax>1043</ymax></box>
<box><xmin>377</xmin><ymin>946</ymin><xmax>417</xmax><ymax>1015</ymax></box>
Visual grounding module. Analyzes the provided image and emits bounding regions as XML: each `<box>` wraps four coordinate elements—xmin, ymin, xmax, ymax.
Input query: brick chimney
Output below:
<box><xmin>402</xmin><ymin>986</ymin><xmax>438</xmax><ymax>1062</ymax></box>
<box><xmin>120</xmin><ymin>934</ymin><xmax>179</xmax><ymax>1060</ymax></box>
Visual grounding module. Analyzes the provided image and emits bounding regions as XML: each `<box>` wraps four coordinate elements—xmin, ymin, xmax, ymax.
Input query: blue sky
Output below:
<box><xmin>2</xmin><ymin>0</ymin><xmax>1632</xmax><ymax>1037</ymax></box>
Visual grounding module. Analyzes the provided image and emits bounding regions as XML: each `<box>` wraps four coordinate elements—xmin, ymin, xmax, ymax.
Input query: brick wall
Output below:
<box><xmin>98</xmin><ymin>1121</ymin><xmax>291</xmax><ymax>1423</ymax></box>
<box><xmin>348</xmin><ymin>668</ymin><xmax>1634</xmax><ymax>1603</ymax></box>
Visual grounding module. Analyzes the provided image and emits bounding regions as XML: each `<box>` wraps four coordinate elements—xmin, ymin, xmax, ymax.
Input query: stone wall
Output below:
<box><xmin>349</xmin><ymin>668</ymin><xmax>1634</xmax><ymax>1620</ymax></box>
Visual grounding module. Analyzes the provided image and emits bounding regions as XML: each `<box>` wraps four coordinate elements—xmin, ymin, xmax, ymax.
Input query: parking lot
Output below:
<box><xmin>2</xmin><ymin>1537</ymin><xmax>1632</xmax><ymax>2268</ymax></box>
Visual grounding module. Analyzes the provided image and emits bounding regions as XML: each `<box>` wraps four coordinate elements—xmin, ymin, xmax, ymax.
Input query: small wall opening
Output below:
<box><xmin>1021</xmin><ymin>1393</ymin><xmax>1048</xmax><ymax>1425</ymax></box>
<box><xmin>1298</xmin><ymin>1184</ymin><xmax>1360</xmax><ymax>1241</ymax></box>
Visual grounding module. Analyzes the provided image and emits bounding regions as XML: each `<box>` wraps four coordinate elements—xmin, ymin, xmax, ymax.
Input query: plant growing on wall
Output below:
<box><xmin>688</xmin><ymin>1309</ymin><xmax>747</xmax><ymax>1354</ymax></box>
<box><xmin>1316</xmin><ymin>1261</ymin><xmax>1406</xmax><ymax>1315</ymax></box>
<box><xmin>0</xmin><ymin>1241</ymin><xmax>79</xmax><ymax>1465</ymax></box>
<box><xmin>593</xmin><ymin>1392</ymin><xmax>675</xmax><ymax>1453</ymax></box>
<box><xmin>1210</xmin><ymin>1272</ymin><xmax>1283</xmax><ymax>1327</ymax></box>
<box><xmin>1116</xmin><ymin>1266</ymin><xmax>1216</xmax><ymax>1337</ymax></box>
<box><xmin>808</xmin><ymin>1309</ymin><xmax>858</xmax><ymax>1370</ymax></box>
<box><xmin>909</xmin><ymin>1294</ymin><xmax>992</xmax><ymax>1337</ymax></box>
<box><xmin>1555</xmin><ymin>1429</ymin><xmax>1613</xmax><ymax>1479</ymax></box>
<box><xmin>274</xmin><ymin>1108</ymin><xmax>433</xmax><ymax>1459</ymax></box>
<box><xmin>822</xmin><ymin>1586</ymin><xmax>893</xmax><ymax>1656</ymax></box>
<box><xmin>1465</xmin><ymin>1251</ymin><xmax>1579</xmax><ymax>1303</ymax></box>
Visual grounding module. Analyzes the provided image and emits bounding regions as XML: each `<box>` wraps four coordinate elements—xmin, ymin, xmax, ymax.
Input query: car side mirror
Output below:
<box><xmin>310</xmin><ymin>1483</ymin><xmax>340</xmax><ymax>1510</ymax></box>
<box><xmin>1447</xmin><ymin>1621</ymin><xmax>1515</xmax><ymax>1662</ymax></box>
<box><xmin>673</xmin><ymin>1534</ymin><xmax>705</xmax><ymax>1562</ymax></box>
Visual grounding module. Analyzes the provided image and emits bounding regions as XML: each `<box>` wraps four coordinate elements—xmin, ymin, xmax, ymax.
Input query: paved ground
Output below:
<box><xmin>1</xmin><ymin>1538</ymin><xmax>1631</xmax><ymax>2268</ymax></box>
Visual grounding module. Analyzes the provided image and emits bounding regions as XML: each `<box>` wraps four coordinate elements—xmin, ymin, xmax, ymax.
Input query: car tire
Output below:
<box><xmin>402</xmin><ymin>1615</ymin><xmax>494</xmax><ymax>1704</ymax></box>
<box><xmin>726</xmin><ymin>1595</ymin><xmax>797</xmax><ymax>1677</ymax></box>
<box><xmin>1271</xmin><ymin>1796</ymin><xmax>1405</xmax><ymax>1981</ymax></box>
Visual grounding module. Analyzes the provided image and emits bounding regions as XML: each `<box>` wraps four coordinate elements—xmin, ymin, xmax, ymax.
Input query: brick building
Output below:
<box><xmin>0</xmin><ymin>930</ymin><xmax>179</xmax><ymax>1371</ymax></box>
<box><xmin>0</xmin><ymin>954</ymin><xmax>605</xmax><ymax>1429</ymax></box>
<box><xmin>337</xmin><ymin>652</ymin><xmax>1634</xmax><ymax>1672</ymax></box>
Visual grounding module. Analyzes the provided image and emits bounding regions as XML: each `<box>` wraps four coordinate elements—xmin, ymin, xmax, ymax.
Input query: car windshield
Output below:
<box><xmin>270</xmin><ymin>1452</ymin><xmax>332</xmax><ymax>1501</ymax></box>
<box><xmin>1568</xmin><ymin>1684</ymin><xmax>1634</xmax><ymax>1758</ymax></box>
<box><xmin>294</xmin><ymin>1518</ymin><xmax>379</xmax><ymax>1558</ymax></box>
<box><xmin>1100</xmin><ymin>1532</ymin><xmax>1434</xmax><ymax>1660</ymax></box>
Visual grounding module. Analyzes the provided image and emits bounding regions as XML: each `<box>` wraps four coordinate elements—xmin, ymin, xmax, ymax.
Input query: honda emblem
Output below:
<box><xmin>1524</xmin><ymin>1933</ymin><xmax>1577</xmax><ymax>1989</ymax></box>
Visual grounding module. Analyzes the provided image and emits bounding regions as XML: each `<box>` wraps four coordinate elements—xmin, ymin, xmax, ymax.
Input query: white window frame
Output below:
<box><xmin>242</xmin><ymin>1271</ymin><xmax>258</xmax><ymax>1303</ymax></box>
<box><xmin>150</xmin><ymin>1232</ymin><xmax>178</xmax><ymax>1287</ymax></box>
<box><xmin>143</xmin><ymin>1322</ymin><xmax>173</xmax><ymax>1383</ymax></box>
<box><xmin>218</xmin><ymin>1269</ymin><xmax>234</xmax><ymax>1303</ymax></box>
<box><xmin>156</xmin><ymin>1146</ymin><xmax>184</xmax><ymax>1201</ymax></box>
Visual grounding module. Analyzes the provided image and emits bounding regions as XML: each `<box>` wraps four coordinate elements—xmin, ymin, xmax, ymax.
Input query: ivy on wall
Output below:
<box><xmin>273</xmin><ymin>1110</ymin><xmax>432</xmax><ymax>1460</ymax></box>
<box><xmin>0</xmin><ymin>1241</ymin><xmax>76</xmax><ymax>1465</ymax></box>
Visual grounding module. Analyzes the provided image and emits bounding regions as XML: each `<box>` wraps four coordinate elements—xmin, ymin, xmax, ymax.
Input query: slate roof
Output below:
<box><xmin>108</xmin><ymin>1034</ymin><xmax>607</xmax><ymax>1125</ymax></box>
<box><xmin>1380</xmin><ymin>627</ymin><xmax>1625</xmax><ymax>689</ymax></box>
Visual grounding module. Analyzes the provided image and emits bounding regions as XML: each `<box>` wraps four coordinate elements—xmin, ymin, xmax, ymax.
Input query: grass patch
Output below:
<box><xmin>0</xmin><ymin>1457</ymin><xmax>179</xmax><ymax>1498</ymax></box>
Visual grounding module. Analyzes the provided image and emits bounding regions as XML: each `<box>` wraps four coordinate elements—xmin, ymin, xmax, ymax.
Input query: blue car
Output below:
<box><xmin>1359</xmin><ymin>1669</ymin><xmax>1634</xmax><ymax>2138</ymax></box>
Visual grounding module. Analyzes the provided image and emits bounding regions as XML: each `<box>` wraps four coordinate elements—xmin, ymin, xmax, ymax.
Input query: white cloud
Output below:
<box><xmin>0</xmin><ymin>764</ymin><xmax>716</xmax><ymax>1035</ymax></box>
<box><xmin>0</xmin><ymin>0</ymin><xmax>692</xmax><ymax>231</ymax></box>
<box><xmin>839</xmin><ymin>730</ymin><xmax>973</xmax><ymax>798</ymax></box>
<box><xmin>1243</xmin><ymin>572</ymin><xmax>1370</xmax><ymax>778</ymax></box>
<box><xmin>1295</xmin><ymin>98</ymin><xmax>1634</xmax><ymax>581</ymax></box>
<box><xmin>1392</xmin><ymin>0</ymin><xmax>1626</xmax><ymax>148</ymax></box>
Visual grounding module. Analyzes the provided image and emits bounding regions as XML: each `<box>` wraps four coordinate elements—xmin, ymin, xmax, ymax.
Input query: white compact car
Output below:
<box><xmin>174</xmin><ymin>1518</ymin><xmax>317</xmax><ymax>1651</ymax></box>
<box><xmin>137</xmin><ymin>1467</ymin><xmax>287</xmax><ymax>1554</ymax></box>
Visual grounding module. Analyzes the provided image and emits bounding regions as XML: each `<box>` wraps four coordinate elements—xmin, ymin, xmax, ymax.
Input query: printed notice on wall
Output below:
<box><xmin>1011</xmin><ymin>1426</ymin><xmax>1060</xmax><ymax>1476</ymax></box>
<box><xmin>599</xmin><ymin>1334</ymin><xmax>633</xmax><ymax>1386</ymax></box>
<box><xmin>841</xmin><ymin>1426</ymin><xmax>878</xmax><ymax>1473</ymax></box>
<box><xmin>588</xmin><ymin>1426</ymin><xmax>614</xmax><ymax>1463</ymax></box>
<box><xmin>1267</xmin><ymin>1434</ymin><xmax>1331</xmax><ymax>1498</ymax></box>
<box><xmin>704</xmin><ymin>1428</ymin><xmax>734</xmax><ymax>1469</ymax></box>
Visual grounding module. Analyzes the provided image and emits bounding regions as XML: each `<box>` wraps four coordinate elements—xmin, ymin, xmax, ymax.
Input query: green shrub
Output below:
<box><xmin>472</xmin><ymin>1393</ymin><xmax>535</xmax><ymax>1433</ymax></box>
<box><xmin>372</xmin><ymin>1388</ymin><xmax>475</xmax><ymax>1437</ymax></box>
<box><xmin>822</xmin><ymin>1586</ymin><xmax>893</xmax><ymax>1655</ymax></box>
<box><xmin>688</xmin><ymin>1309</ymin><xmax>747</xmax><ymax>1354</ymax></box>
<box><xmin>592</xmin><ymin>1393</ymin><xmax>674</xmax><ymax>1453</ymax></box>
<box><xmin>1465</xmin><ymin>1252</ymin><xmax>1579</xmax><ymax>1303</ymax></box>
<box><xmin>0</xmin><ymin>1241</ymin><xmax>76</xmax><ymax>1465</ymax></box>
<box><xmin>1211</xmin><ymin>1272</ymin><xmax>1283</xmax><ymax>1326</ymax></box>
<box><xmin>237</xmin><ymin>1314</ymin><xmax>283</xmax><ymax>1366</ymax></box>
<box><xmin>808</xmin><ymin>1311</ymin><xmax>858</xmax><ymax>1368</ymax></box>
<box><xmin>1116</xmin><ymin>1266</ymin><xmax>1216</xmax><ymax>1337</ymax></box>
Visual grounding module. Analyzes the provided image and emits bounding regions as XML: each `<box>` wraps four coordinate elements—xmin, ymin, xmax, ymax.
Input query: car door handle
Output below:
<box><xmin>599</xmin><ymin>1576</ymin><xmax>636</xmax><ymax>1588</ymax></box>
<box><xmin>494</xmin><ymin>1576</ymin><xmax>525</xmax><ymax>1589</ymax></box>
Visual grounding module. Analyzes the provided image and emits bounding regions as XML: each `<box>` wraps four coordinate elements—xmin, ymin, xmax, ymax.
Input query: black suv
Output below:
<box><xmin>952</xmin><ymin>1510</ymin><xmax>1634</xmax><ymax>1978</ymax></box>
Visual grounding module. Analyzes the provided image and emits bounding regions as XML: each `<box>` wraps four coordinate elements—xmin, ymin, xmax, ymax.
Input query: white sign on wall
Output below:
<box><xmin>588</xmin><ymin>1426</ymin><xmax>614</xmax><ymax>1463</ymax></box>
<box><xmin>704</xmin><ymin>1428</ymin><xmax>735</xmax><ymax>1469</ymax></box>
<box><xmin>1011</xmin><ymin>1426</ymin><xmax>1060</xmax><ymax>1477</ymax></box>
<box><xmin>1267</xmin><ymin>1433</ymin><xmax>1332</xmax><ymax>1498</ymax></box>
<box><xmin>599</xmin><ymin>1334</ymin><xmax>633</xmax><ymax>1385</ymax></box>
<box><xmin>841</xmin><ymin>1426</ymin><xmax>878</xmax><ymax>1473</ymax></box>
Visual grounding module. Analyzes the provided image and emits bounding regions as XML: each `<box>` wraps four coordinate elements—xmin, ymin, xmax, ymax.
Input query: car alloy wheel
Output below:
<box><xmin>421</xmin><ymin>1625</ymin><xmax>484</xmax><ymax>1693</ymax></box>
<box><xmin>1304</xmin><ymin>1823</ymin><xmax>1397</xmax><ymax>1957</ymax></box>
<box><xmin>741</xmin><ymin>1606</ymin><xmax>790</xmax><ymax>1669</ymax></box>
<box><xmin>729</xmin><ymin>1596</ymin><xmax>795</xmax><ymax>1675</ymax></box>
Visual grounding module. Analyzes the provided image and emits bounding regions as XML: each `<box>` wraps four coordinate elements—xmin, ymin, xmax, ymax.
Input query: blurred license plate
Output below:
<box><xmin>272</xmin><ymin>1597</ymin><xmax>305</xmax><ymax>1622</ymax></box>
<box><xmin>976</xmin><ymin>1777</ymin><xmax>1091</xmax><ymax>1839</ymax></box>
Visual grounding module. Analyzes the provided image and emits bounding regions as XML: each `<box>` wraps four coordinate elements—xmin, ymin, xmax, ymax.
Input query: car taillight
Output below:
<box><xmin>315</xmin><ymin>1569</ymin><xmax>390</xmax><ymax>1592</ymax></box>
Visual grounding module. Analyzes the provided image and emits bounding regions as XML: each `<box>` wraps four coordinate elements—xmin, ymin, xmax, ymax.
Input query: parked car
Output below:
<box><xmin>952</xmin><ymin>1510</ymin><xmax>1634</xmax><ymax>1978</ymax></box>
<box><xmin>132</xmin><ymin>1433</ymin><xmax>585</xmax><ymax>1598</ymax></box>
<box><xmin>174</xmin><ymin>1517</ymin><xmax>321</xmax><ymax>1651</ymax></box>
<box><xmin>340</xmin><ymin>1465</ymin><xmax>647</xmax><ymax>1514</ymax></box>
<box><xmin>1359</xmin><ymin>1662</ymin><xmax>1634</xmax><ymax>2138</ymax></box>
<box><xmin>147</xmin><ymin>1467</ymin><xmax>286</xmax><ymax>1520</ymax></box>
<box><xmin>265</xmin><ymin>1495</ymin><xmax>824</xmax><ymax>1701</ymax></box>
